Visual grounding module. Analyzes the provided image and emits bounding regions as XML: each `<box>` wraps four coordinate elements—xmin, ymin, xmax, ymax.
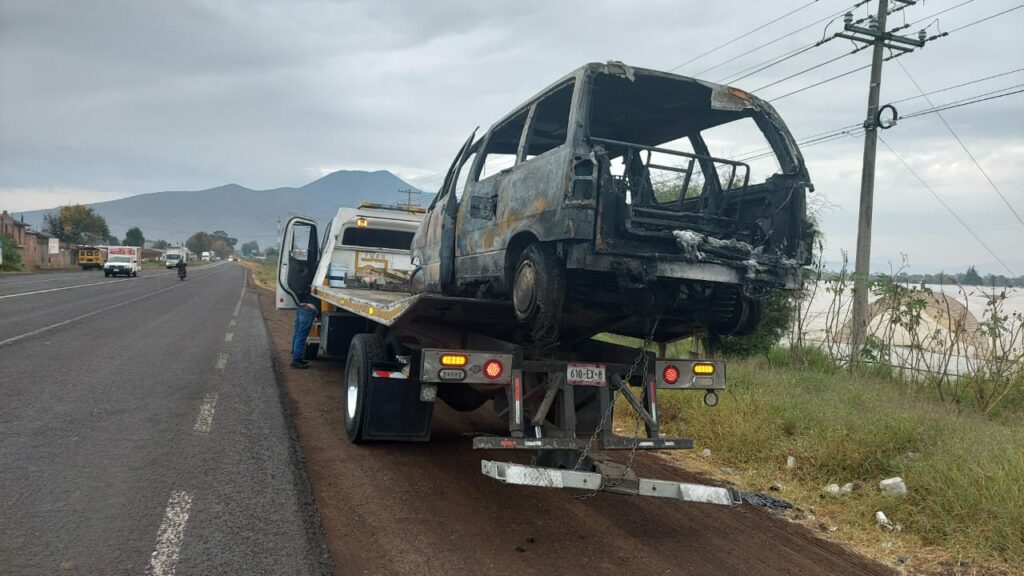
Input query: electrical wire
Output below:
<box><xmin>668</xmin><ymin>0</ymin><xmax>824</xmax><ymax>73</ymax></box>
<box><xmin>752</xmin><ymin>43</ymin><xmax>870</xmax><ymax>92</ymax></box>
<box><xmin>901</xmin><ymin>87</ymin><xmax>1024</xmax><ymax>118</ymax></box>
<box><xmin>898</xmin><ymin>61</ymin><xmax>1024</xmax><ymax>230</ymax></box>
<box><xmin>946</xmin><ymin>3</ymin><xmax>1024</xmax><ymax>33</ymax></box>
<box><xmin>694</xmin><ymin>0</ymin><xmax>868</xmax><ymax>78</ymax></box>
<box><xmin>878</xmin><ymin>135</ymin><xmax>1016</xmax><ymax>277</ymax></box>
<box><xmin>889</xmin><ymin>68</ymin><xmax>1024</xmax><ymax>105</ymax></box>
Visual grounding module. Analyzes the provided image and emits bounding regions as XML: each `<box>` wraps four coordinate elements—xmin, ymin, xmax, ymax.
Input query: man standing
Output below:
<box><xmin>291</xmin><ymin>287</ymin><xmax>318</xmax><ymax>369</ymax></box>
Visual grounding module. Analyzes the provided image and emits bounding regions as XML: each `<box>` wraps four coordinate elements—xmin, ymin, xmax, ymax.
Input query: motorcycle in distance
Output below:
<box><xmin>176</xmin><ymin>261</ymin><xmax>187</xmax><ymax>281</ymax></box>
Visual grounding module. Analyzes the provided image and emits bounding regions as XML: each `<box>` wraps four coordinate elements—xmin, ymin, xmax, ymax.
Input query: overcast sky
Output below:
<box><xmin>1</xmin><ymin>0</ymin><xmax>1022</xmax><ymax>273</ymax></box>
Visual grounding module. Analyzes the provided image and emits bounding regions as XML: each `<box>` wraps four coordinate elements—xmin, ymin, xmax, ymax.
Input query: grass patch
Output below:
<box><xmin>238</xmin><ymin>259</ymin><xmax>275</xmax><ymax>291</ymax></box>
<box><xmin>649</xmin><ymin>349</ymin><xmax>1024</xmax><ymax>569</ymax></box>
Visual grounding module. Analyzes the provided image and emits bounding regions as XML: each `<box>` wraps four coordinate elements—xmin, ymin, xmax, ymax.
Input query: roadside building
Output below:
<box><xmin>0</xmin><ymin>211</ymin><xmax>30</xmax><ymax>261</ymax></box>
<box><xmin>22</xmin><ymin>230</ymin><xmax>75</xmax><ymax>269</ymax></box>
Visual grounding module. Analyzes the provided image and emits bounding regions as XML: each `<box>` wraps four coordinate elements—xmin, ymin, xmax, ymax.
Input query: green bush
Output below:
<box><xmin>655</xmin><ymin>351</ymin><xmax>1024</xmax><ymax>567</ymax></box>
<box><xmin>1</xmin><ymin>233</ymin><xmax>22</xmax><ymax>271</ymax></box>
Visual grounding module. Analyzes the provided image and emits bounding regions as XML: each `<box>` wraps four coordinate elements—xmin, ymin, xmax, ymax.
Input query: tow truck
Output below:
<box><xmin>277</xmin><ymin>203</ymin><xmax>738</xmax><ymax>506</ymax></box>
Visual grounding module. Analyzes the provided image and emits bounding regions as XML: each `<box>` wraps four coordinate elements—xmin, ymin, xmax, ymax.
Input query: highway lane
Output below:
<box><xmin>0</xmin><ymin>265</ymin><xmax>220</xmax><ymax>344</ymax></box>
<box><xmin>0</xmin><ymin>266</ymin><xmax>183</xmax><ymax>297</ymax></box>
<box><xmin>0</xmin><ymin>263</ymin><xmax>327</xmax><ymax>575</ymax></box>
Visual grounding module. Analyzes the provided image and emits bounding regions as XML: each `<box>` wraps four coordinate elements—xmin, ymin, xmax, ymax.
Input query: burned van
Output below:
<box><xmin>411</xmin><ymin>61</ymin><xmax>813</xmax><ymax>344</ymax></box>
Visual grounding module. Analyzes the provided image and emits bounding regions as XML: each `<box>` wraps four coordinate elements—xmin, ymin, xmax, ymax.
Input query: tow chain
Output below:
<box><xmin>572</xmin><ymin>317</ymin><xmax>661</xmax><ymax>500</ymax></box>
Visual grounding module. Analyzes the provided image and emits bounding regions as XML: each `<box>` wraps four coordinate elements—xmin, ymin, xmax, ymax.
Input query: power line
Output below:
<box><xmin>946</xmin><ymin>3</ymin><xmax>1024</xmax><ymax>33</ymax></box>
<box><xmin>768</xmin><ymin>48</ymin><xmax>914</xmax><ymax>101</ymax></box>
<box><xmin>905</xmin><ymin>0</ymin><xmax>977</xmax><ymax>28</ymax></box>
<box><xmin>889</xmin><ymin>67</ymin><xmax>1024</xmax><ymax>105</ymax></box>
<box><xmin>668</xmin><ymin>0</ymin><xmax>824</xmax><ymax>73</ymax></box>
<box><xmin>901</xmin><ymin>87</ymin><xmax>1024</xmax><ymax>118</ymax></box>
<box><xmin>878</xmin><ymin>135</ymin><xmax>1016</xmax><ymax>276</ymax></box>
<box><xmin>897</xmin><ymin>60</ymin><xmax>1024</xmax><ymax>230</ymax></box>
<box><xmin>695</xmin><ymin>0</ymin><xmax>868</xmax><ymax>78</ymax></box>
<box><xmin>752</xmin><ymin>43</ymin><xmax>870</xmax><ymax>92</ymax></box>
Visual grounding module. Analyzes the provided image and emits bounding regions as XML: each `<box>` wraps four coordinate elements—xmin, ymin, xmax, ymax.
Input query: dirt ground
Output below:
<box><xmin>254</xmin><ymin>279</ymin><xmax>894</xmax><ymax>576</ymax></box>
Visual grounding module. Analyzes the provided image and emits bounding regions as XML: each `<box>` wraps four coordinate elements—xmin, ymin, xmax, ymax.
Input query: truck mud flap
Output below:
<box><xmin>480</xmin><ymin>460</ymin><xmax>739</xmax><ymax>506</ymax></box>
<box><xmin>362</xmin><ymin>372</ymin><xmax>433</xmax><ymax>442</ymax></box>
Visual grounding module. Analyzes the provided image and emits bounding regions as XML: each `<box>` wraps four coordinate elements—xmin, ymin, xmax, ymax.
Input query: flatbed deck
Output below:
<box><xmin>312</xmin><ymin>285</ymin><xmax>516</xmax><ymax>332</ymax></box>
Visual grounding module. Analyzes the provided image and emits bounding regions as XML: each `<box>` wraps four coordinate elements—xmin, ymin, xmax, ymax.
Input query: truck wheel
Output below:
<box><xmin>344</xmin><ymin>333</ymin><xmax>384</xmax><ymax>443</ymax></box>
<box><xmin>512</xmin><ymin>243</ymin><xmax>565</xmax><ymax>344</ymax></box>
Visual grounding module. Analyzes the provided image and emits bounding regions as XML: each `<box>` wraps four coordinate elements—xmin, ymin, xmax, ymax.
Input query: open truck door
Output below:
<box><xmin>276</xmin><ymin>215</ymin><xmax>319</xmax><ymax>310</ymax></box>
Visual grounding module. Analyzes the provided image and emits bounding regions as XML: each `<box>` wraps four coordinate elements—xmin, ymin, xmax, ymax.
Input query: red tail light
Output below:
<box><xmin>484</xmin><ymin>359</ymin><xmax>504</xmax><ymax>380</ymax></box>
<box><xmin>662</xmin><ymin>365</ymin><xmax>680</xmax><ymax>385</ymax></box>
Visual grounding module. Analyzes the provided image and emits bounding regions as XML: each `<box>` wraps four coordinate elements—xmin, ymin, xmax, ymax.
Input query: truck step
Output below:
<box><xmin>472</xmin><ymin>436</ymin><xmax>693</xmax><ymax>450</ymax></box>
<box><xmin>480</xmin><ymin>460</ymin><xmax>739</xmax><ymax>506</ymax></box>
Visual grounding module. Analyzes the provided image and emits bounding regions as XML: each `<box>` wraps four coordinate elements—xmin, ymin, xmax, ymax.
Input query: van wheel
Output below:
<box><xmin>512</xmin><ymin>243</ymin><xmax>565</xmax><ymax>345</ymax></box>
<box><xmin>344</xmin><ymin>333</ymin><xmax>384</xmax><ymax>443</ymax></box>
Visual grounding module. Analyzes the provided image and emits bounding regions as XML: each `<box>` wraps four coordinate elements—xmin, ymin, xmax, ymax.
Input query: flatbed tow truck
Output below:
<box><xmin>277</xmin><ymin>204</ymin><xmax>738</xmax><ymax>506</ymax></box>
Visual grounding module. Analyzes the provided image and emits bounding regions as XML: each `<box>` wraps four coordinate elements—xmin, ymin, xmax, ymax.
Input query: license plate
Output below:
<box><xmin>567</xmin><ymin>363</ymin><xmax>606</xmax><ymax>386</ymax></box>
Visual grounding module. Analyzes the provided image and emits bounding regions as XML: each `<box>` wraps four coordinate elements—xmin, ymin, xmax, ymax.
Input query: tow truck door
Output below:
<box><xmin>276</xmin><ymin>215</ymin><xmax>319</xmax><ymax>309</ymax></box>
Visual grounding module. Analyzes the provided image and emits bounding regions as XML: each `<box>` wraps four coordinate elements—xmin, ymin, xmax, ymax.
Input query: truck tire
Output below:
<box><xmin>512</xmin><ymin>243</ymin><xmax>565</xmax><ymax>346</ymax></box>
<box><xmin>344</xmin><ymin>333</ymin><xmax>385</xmax><ymax>443</ymax></box>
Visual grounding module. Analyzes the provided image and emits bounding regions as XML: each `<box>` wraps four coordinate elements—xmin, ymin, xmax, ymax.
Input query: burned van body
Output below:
<box><xmin>411</xmin><ymin>62</ymin><xmax>813</xmax><ymax>344</ymax></box>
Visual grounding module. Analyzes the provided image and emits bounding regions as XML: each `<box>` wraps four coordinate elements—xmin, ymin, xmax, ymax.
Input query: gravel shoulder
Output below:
<box><xmin>253</xmin><ymin>278</ymin><xmax>893</xmax><ymax>576</ymax></box>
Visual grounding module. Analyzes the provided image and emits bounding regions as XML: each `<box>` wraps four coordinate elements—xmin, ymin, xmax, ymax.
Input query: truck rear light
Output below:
<box><xmin>662</xmin><ymin>365</ymin><xmax>680</xmax><ymax>385</ymax></box>
<box><xmin>484</xmin><ymin>359</ymin><xmax>504</xmax><ymax>380</ymax></box>
<box><xmin>440</xmin><ymin>354</ymin><xmax>468</xmax><ymax>367</ymax></box>
<box><xmin>693</xmin><ymin>363</ymin><xmax>715</xmax><ymax>375</ymax></box>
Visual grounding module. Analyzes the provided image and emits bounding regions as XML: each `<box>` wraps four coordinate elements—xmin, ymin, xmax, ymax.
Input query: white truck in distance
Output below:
<box><xmin>201</xmin><ymin>251</ymin><xmax>212</xmax><ymax>262</ymax></box>
<box><xmin>165</xmin><ymin>247</ymin><xmax>188</xmax><ymax>269</ymax></box>
<box><xmin>104</xmin><ymin>246</ymin><xmax>140</xmax><ymax>277</ymax></box>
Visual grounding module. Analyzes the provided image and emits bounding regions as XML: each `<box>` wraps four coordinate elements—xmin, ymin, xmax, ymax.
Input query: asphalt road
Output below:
<box><xmin>0</xmin><ymin>263</ymin><xmax>328</xmax><ymax>575</ymax></box>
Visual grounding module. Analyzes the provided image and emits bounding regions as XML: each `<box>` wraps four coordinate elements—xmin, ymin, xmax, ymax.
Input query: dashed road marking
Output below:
<box><xmin>224</xmin><ymin>332</ymin><xmax>234</xmax><ymax>343</ymax></box>
<box><xmin>147</xmin><ymin>491</ymin><xmax>193</xmax><ymax>576</ymax></box>
<box><xmin>228</xmin><ymin>319</ymin><xmax>236</xmax><ymax>327</ymax></box>
<box><xmin>193</xmin><ymin>394</ymin><xmax>218</xmax><ymax>434</ymax></box>
<box><xmin>215</xmin><ymin>353</ymin><xmax>228</xmax><ymax>371</ymax></box>
<box><xmin>232</xmin><ymin>300</ymin><xmax>242</xmax><ymax>317</ymax></box>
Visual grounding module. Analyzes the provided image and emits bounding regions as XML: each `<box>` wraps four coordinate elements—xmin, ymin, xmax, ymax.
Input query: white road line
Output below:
<box><xmin>232</xmin><ymin>300</ymin><xmax>242</xmax><ymax>318</ymax></box>
<box><xmin>215</xmin><ymin>353</ymin><xmax>229</xmax><ymax>370</ymax></box>
<box><xmin>0</xmin><ymin>278</ymin><xmax>132</xmax><ymax>299</ymax></box>
<box><xmin>224</xmin><ymin>332</ymin><xmax>234</xmax><ymax>343</ymax></box>
<box><xmin>147</xmin><ymin>491</ymin><xmax>193</xmax><ymax>576</ymax></box>
<box><xmin>228</xmin><ymin>319</ymin><xmax>236</xmax><ymax>327</ymax></box>
<box><xmin>0</xmin><ymin>263</ymin><xmax>230</xmax><ymax>348</ymax></box>
<box><xmin>193</xmin><ymin>394</ymin><xmax>218</xmax><ymax>434</ymax></box>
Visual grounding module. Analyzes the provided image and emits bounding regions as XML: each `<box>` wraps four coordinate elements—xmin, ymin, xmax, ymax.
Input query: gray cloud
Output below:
<box><xmin>1</xmin><ymin>0</ymin><xmax>1022</xmax><ymax>273</ymax></box>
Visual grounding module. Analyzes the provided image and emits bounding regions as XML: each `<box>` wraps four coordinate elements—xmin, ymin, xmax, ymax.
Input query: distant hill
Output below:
<box><xmin>18</xmin><ymin>170</ymin><xmax>428</xmax><ymax>248</ymax></box>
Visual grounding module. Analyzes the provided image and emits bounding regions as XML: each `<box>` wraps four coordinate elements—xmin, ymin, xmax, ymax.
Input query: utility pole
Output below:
<box><xmin>398</xmin><ymin>188</ymin><xmax>422</xmax><ymax>209</ymax></box>
<box><xmin>842</xmin><ymin>0</ymin><xmax>925</xmax><ymax>366</ymax></box>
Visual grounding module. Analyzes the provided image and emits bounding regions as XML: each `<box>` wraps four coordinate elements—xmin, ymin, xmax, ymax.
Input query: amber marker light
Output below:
<box><xmin>440</xmin><ymin>354</ymin><xmax>469</xmax><ymax>367</ymax></box>
<box><xmin>693</xmin><ymin>363</ymin><xmax>716</xmax><ymax>375</ymax></box>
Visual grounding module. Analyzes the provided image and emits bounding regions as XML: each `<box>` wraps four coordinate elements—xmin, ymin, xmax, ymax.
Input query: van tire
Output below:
<box><xmin>344</xmin><ymin>333</ymin><xmax>385</xmax><ymax>443</ymax></box>
<box><xmin>512</xmin><ymin>243</ymin><xmax>565</xmax><ymax>346</ymax></box>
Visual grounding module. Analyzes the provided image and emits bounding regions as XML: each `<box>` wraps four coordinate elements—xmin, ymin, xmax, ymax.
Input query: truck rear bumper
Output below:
<box><xmin>481</xmin><ymin>460</ymin><xmax>739</xmax><ymax>505</ymax></box>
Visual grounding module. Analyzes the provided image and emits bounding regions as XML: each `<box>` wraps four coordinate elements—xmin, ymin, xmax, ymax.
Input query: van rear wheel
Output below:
<box><xmin>512</xmin><ymin>243</ymin><xmax>565</xmax><ymax>346</ymax></box>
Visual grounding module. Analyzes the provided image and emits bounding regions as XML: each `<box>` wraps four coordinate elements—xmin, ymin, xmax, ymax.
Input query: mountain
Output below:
<box><xmin>18</xmin><ymin>170</ymin><xmax>429</xmax><ymax>248</ymax></box>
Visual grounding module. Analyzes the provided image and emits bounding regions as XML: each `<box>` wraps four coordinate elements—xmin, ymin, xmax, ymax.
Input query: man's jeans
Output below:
<box><xmin>292</xmin><ymin>305</ymin><xmax>316</xmax><ymax>361</ymax></box>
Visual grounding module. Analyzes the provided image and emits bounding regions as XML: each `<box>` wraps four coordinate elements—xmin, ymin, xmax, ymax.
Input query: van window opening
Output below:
<box><xmin>524</xmin><ymin>81</ymin><xmax>574</xmax><ymax>161</ymax></box>
<box><xmin>341</xmin><ymin>228</ymin><xmax>415</xmax><ymax>250</ymax></box>
<box><xmin>588</xmin><ymin>73</ymin><xmax>789</xmax><ymax>203</ymax></box>
<box><xmin>479</xmin><ymin>110</ymin><xmax>528</xmax><ymax>179</ymax></box>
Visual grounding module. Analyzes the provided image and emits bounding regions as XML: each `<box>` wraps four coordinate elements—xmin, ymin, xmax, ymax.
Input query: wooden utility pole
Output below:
<box><xmin>843</xmin><ymin>0</ymin><xmax>925</xmax><ymax>365</ymax></box>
